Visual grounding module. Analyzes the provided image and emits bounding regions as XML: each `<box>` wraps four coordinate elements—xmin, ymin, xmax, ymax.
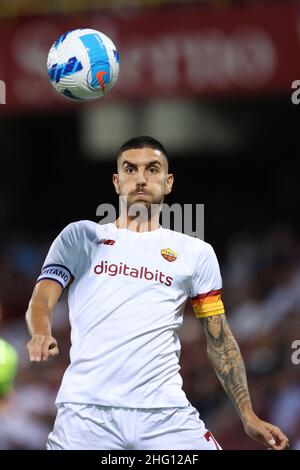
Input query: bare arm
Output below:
<box><xmin>201</xmin><ymin>314</ymin><xmax>289</xmax><ymax>450</ymax></box>
<box><xmin>201</xmin><ymin>314</ymin><xmax>252</xmax><ymax>418</ymax></box>
<box><xmin>26</xmin><ymin>280</ymin><xmax>62</xmax><ymax>362</ymax></box>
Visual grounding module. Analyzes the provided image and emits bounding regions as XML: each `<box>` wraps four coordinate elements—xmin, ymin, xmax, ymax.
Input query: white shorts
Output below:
<box><xmin>47</xmin><ymin>403</ymin><xmax>221</xmax><ymax>450</ymax></box>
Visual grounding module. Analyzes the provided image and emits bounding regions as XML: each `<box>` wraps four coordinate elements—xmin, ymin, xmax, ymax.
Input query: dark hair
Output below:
<box><xmin>117</xmin><ymin>136</ymin><xmax>168</xmax><ymax>165</ymax></box>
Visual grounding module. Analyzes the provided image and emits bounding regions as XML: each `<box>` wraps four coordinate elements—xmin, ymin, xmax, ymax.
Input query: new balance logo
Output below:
<box><xmin>98</xmin><ymin>239</ymin><xmax>116</xmax><ymax>245</ymax></box>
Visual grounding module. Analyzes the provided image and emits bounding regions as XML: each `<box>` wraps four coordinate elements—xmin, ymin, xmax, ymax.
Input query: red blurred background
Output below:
<box><xmin>0</xmin><ymin>0</ymin><xmax>299</xmax><ymax>450</ymax></box>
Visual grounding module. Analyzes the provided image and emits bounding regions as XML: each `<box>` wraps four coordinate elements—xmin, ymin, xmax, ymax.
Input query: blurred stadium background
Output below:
<box><xmin>0</xmin><ymin>0</ymin><xmax>300</xmax><ymax>449</ymax></box>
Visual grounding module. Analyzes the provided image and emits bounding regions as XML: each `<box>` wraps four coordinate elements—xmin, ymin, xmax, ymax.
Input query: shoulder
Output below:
<box><xmin>64</xmin><ymin>220</ymin><xmax>98</xmax><ymax>231</ymax></box>
<box><xmin>62</xmin><ymin>220</ymin><xmax>117</xmax><ymax>244</ymax></box>
<box><xmin>160</xmin><ymin>228</ymin><xmax>214</xmax><ymax>257</ymax></box>
<box><xmin>59</xmin><ymin>220</ymin><xmax>100</xmax><ymax>242</ymax></box>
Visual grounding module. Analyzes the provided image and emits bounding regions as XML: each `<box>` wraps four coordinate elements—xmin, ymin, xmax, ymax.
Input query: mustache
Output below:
<box><xmin>131</xmin><ymin>189</ymin><xmax>151</xmax><ymax>195</ymax></box>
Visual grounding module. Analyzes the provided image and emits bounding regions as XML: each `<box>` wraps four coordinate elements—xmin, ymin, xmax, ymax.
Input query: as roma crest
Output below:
<box><xmin>161</xmin><ymin>248</ymin><xmax>177</xmax><ymax>262</ymax></box>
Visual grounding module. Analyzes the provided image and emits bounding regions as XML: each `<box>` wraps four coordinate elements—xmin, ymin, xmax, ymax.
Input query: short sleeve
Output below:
<box><xmin>189</xmin><ymin>243</ymin><xmax>225</xmax><ymax>319</ymax></box>
<box><xmin>36</xmin><ymin>223</ymin><xmax>80</xmax><ymax>291</ymax></box>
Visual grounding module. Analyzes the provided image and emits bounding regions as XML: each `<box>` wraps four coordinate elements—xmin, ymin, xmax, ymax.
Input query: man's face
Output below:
<box><xmin>112</xmin><ymin>147</ymin><xmax>174</xmax><ymax>211</ymax></box>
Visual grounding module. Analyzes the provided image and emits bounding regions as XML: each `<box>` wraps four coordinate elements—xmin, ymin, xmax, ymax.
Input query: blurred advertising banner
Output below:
<box><xmin>0</xmin><ymin>2</ymin><xmax>299</xmax><ymax>111</ymax></box>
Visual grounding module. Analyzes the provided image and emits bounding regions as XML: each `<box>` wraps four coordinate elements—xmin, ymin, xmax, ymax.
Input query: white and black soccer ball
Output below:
<box><xmin>47</xmin><ymin>28</ymin><xmax>120</xmax><ymax>101</ymax></box>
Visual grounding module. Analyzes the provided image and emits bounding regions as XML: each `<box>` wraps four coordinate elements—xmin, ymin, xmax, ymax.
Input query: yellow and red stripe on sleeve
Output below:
<box><xmin>190</xmin><ymin>289</ymin><xmax>225</xmax><ymax>318</ymax></box>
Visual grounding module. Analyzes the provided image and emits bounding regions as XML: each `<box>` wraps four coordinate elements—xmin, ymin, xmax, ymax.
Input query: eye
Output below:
<box><xmin>125</xmin><ymin>166</ymin><xmax>135</xmax><ymax>174</ymax></box>
<box><xmin>148</xmin><ymin>167</ymin><xmax>159</xmax><ymax>174</ymax></box>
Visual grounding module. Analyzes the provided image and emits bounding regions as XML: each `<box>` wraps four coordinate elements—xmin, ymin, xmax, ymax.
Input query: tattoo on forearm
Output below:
<box><xmin>201</xmin><ymin>315</ymin><xmax>252</xmax><ymax>417</ymax></box>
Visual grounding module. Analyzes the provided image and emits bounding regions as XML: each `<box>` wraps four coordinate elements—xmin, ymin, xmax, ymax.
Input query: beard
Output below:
<box><xmin>120</xmin><ymin>195</ymin><xmax>163</xmax><ymax>221</ymax></box>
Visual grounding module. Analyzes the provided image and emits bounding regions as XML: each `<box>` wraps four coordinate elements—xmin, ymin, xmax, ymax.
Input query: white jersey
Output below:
<box><xmin>37</xmin><ymin>221</ymin><xmax>224</xmax><ymax>408</ymax></box>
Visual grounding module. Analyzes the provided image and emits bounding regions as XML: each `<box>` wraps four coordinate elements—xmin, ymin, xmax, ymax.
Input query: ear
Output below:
<box><xmin>112</xmin><ymin>174</ymin><xmax>120</xmax><ymax>195</ymax></box>
<box><xmin>165</xmin><ymin>174</ymin><xmax>174</xmax><ymax>195</ymax></box>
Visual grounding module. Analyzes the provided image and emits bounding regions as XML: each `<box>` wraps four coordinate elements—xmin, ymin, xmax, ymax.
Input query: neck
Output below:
<box><xmin>115</xmin><ymin>214</ymin><xmax>160</xmax><ymax>232</ymax></box>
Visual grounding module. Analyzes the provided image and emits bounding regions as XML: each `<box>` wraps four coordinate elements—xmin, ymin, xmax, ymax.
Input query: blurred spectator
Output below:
<box><xmin>0</xmin><ymin>313</ymin><xmax>58</xmax><ymax>449</ymax></box>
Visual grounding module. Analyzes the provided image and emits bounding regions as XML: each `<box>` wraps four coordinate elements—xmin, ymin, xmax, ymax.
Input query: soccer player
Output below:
<box><xmin>26</xmin><ymin>136</ymin><xmax>288</xmax><ymax>450</ymax></box>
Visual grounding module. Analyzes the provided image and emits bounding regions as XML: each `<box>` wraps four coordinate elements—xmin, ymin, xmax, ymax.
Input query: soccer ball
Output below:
<box><xmin>47</xmin><ymin>28</ymin><xmax>120</xmax><ymax>101</ymax></box>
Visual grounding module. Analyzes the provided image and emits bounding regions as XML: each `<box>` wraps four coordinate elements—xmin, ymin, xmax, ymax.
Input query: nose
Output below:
<box><xmin>136</xmin><ymin>169</ymin><xmax>147</xmax><ymax>187</ymax></box>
